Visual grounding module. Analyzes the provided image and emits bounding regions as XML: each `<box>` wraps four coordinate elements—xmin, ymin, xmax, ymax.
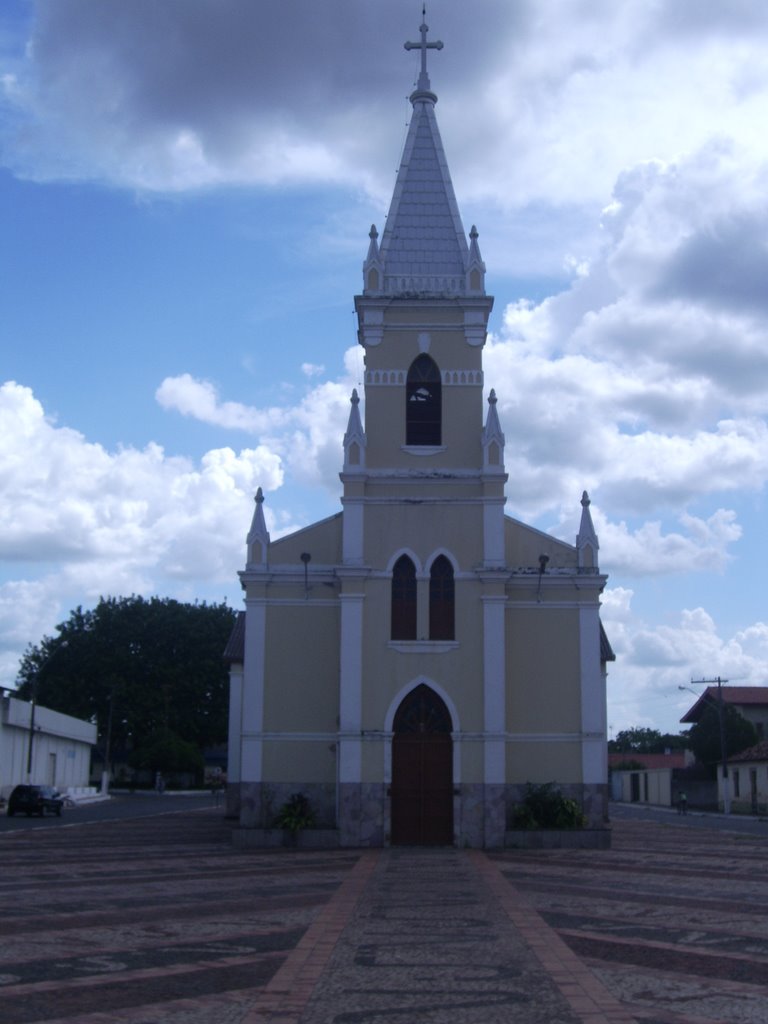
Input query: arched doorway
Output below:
<box><xmin>390</xmin><ymin>684</ymin><xmax>453</xmax><ymax>845</ymax></box>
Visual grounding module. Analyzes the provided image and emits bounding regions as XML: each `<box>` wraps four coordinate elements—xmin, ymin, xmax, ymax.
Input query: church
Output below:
<box><xmin>226</xmin><ymin>18</ymin><xmax>612</xmax><ymax>848</ymax></box>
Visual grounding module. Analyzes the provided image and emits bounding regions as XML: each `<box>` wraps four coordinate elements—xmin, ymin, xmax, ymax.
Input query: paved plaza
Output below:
<box><xmin>1</xmin><ymin>805</ymin><xmax>767</xmax><ymax>1023</ymax></box>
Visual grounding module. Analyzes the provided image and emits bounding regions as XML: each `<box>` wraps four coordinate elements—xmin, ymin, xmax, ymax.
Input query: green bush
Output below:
<box><xmin>511</xmin><ymin>782</ymin><xmax>586</xmax><ymax>830</ymax></box>
<box><xmin>273</xmin><ymin>793</ymin><xmax>316</xmax><ymax>834</ymax></box>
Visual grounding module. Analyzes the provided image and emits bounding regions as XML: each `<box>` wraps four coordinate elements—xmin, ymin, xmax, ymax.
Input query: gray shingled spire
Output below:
<box><xmin>375</xmin><ymin>14</ymin><xmax>477</xmax><ymax>298</ymax></box>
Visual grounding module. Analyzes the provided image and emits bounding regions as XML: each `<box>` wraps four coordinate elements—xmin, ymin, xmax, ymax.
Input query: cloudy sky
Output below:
<box><xmin>2</xmin><ymin>0</ymin><xmax>768</xmax><ymax>736</ymax></box>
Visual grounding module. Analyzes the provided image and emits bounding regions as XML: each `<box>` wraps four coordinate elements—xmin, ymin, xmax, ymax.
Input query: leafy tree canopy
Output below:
<box><xmin>687</xmin><ymin>703</ymin><xmax>758</xmax><ymax>774</ymax></box>
<box><xmin>15</xmin><ymin>596</ymin><xmax>237</xmax><ymax>755</ymax></box>
<box><xmin>128</xmin><ymin>728</ymin><xmax>205</xmax><ymax>776</ymax></box>
<box><xmin>608</xmin><ymin>727</ymin><xmax>688</xmax><ymax>754</ymax></box>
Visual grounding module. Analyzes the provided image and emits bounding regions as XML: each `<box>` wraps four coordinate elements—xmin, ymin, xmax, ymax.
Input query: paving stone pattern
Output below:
<box><xmin>494</xmin><ymin>818</ymin><xmax>768</xmax><ymax>1024</ymax></box>
<box><xmin>2</xmin><ymin>808</ymin><xmax>767</xmax><ymax>1023</ymax></box>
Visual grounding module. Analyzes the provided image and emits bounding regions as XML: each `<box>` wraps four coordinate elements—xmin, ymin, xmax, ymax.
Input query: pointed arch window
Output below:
<box><xmin>391</xmin><ymin>555</ymin><xmax>417</xmax><ymax>640</ymax></box>
<box><xmin>429</xmin><ymin>555</ymin><xmax>455</xmax><ymax>641</ymax></box>
<box><xmin>406</xmin><ymin>354</ymin><xmax>441</xmax><ymax>446</ymax></box>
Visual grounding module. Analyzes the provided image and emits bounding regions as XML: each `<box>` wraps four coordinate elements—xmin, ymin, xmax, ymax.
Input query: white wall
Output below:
<box><xmin>0</xmin><ymin>696</ymin><xmax>97</xmax><ymax>797</ymax></box>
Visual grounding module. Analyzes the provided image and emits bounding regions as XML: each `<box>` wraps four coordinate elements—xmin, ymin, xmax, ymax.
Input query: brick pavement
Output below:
<box><xmin>2</xmin><ymin>807</ymin><xmax>767</xmax><ymax>1023</ymax></box>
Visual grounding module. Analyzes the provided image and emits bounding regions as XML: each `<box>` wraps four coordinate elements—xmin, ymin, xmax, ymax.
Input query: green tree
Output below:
<box><xmin>608</xmin><ymin>727</ymin><xmax>687</xmax><ymax>754</ymax></box>
<box><xmin>128</xmin><ymin>728</ymin><xmax>205</xmax><ymax>778</ymax></box>
<box><xmin>687</xmin><ymin>703</ymin><xmax>758</xmax><ymax>774</ymax></box>
<box><xmin>16</xmin><ymin>596</ymin><xmax>237</xmax><ymax>761</ymax></box>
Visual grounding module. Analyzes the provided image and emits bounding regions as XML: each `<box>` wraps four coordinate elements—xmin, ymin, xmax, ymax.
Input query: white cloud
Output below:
<box><xmin>602</xmin><ymin>594</ymin><xmax>768</xmax><ymax>735</ymax></box>
<box><xmin>4</xmin><ymin>2</ymin><xmax>768</xmax><ymax>222</ymax></box>
<box><xmin>156</xmin><ymin>369</ymin><xmax>356</xmax><ymax>494</ymax></box>
<box><xmin>4</xmin><ymin>3</ymin><xmax>768</xmax><ymax>738</ymax></box>
<box><xmin>0</xmin><ymin>381</ymin><xmax>283</xmax><ymax>684</ymax></box>
<box><xmin>301</xmin><ymin>363</ymin><xmax>325</xmax><ymax>378</ymax></box>
<box><xmin>485</xmin><ymin>140</ymin><xmax>768</xmax><ymax>525</ymax></box>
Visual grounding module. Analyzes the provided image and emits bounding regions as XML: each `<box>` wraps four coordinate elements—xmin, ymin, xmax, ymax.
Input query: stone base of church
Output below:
<box><xmin>229</xmin><ymin>781</ymin><xmax>338</xmax><ymax>830</ymax></box>
<box><xmin>227</xmin><ymin>779</ymin><xmax>610</xmax><ymax>849</ymax></box>
<box><xmin>504</xmin><ymin>781</ymin><xmax>610</xmax><ymax>832</ymax></box>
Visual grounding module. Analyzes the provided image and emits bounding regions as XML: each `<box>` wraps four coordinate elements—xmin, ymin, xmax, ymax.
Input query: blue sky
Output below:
<box><xmin>2</xmin><ymin>0</ymin><xmax>768</xmax><ymax>736</ymax></box>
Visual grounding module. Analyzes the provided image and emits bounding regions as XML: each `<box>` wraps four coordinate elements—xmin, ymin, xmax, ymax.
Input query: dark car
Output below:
<box><xmin>7</xmin><ymin>784</ymin><xmax>64</xmax><ymax>817</ymax></box>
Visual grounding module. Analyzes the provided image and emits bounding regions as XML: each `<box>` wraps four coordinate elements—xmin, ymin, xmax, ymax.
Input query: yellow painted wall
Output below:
<box><xmin>506</xmin><ymin>608</ymin><xmax>582</xmax><ymax>734</ymax></box>
<box><xmin>263</xmin><ymin>604</ymin><xmax>339</xmax><ymax>732</ymax></box>
<box><xmin>269</xmin><ymin>513</ymin><xmax>343</xmax><ymax>564</ymax></box>
<box><xmin>362</xmin><ymin>502</ymin><xmax>486</xmax><ymax>571</ymax></box>
<box><xmin>506</xmin><ymin>740</ymin><xmax>582</xmax><ymax>783</ymax></box>
<box><xmin>262</xmin><ymin>739</ymin><xmax>336</xmax><ymax>783</ymax></box>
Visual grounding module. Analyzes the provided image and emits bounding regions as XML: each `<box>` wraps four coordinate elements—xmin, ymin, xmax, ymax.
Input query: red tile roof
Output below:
<box><xmin>609</xmin><ymin>752</ymin><xmax>687</xmax><ymax>770</ymax></box>
<box><xmin>680</xmin><ymin>686</ymin><xmax>768</xmax><ymax>723</ymax></box>
<box><xmin>730</xmin><ymin>740</ymin><xmax>768</xmax><ymax>763</ymax></box>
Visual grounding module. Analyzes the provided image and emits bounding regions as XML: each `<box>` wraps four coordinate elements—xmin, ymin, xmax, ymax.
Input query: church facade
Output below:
<box><xmin>226</xmin><ymin>22</ymin><xmax>612</xmax><ymax>848</ymax></box>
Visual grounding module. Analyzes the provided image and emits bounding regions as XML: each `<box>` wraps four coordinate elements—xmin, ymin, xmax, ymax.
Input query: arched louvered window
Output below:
<box><xmin>429</xmin><ymin>555</ymin><xmax>455</xmax><ymax>641</ymax></box>
<box><xmin>406</xmin><ymin>354</ymin><xmax>441</xmax><ymax>446</ymax></box>
<box><xmin>391</xmin><ymin>555</ymin><xmax>417</xmax><ymax>640</ymax></box>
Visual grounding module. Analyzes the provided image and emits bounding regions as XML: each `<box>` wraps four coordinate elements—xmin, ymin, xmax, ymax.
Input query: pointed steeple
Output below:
<box><xmin>246</xmin><ymin>487</ymin><xmax>270</xmax><ymax>566</ymax></box>
<box><xmin>371</xmin><ymin>13</ymin><xmax>475</xmax><ymax>298</ymax></box>
<box><xmin>482</xmin><ymin>389</ymin><xmax>505</xmax><ymax>471</ymax></box>
<box><xmin>466</xmin><ymin>225</ymin><xmax>487</xmax><ymax>295</ymax></box>
<box><xmin>362</xmin><ymin>224</ymin><xmax>383</xmax><ymax>294</ymax></box>
<box><xmin>342</xmin><ymin>388</ymin><xmax>367</xmax><ymax>471</ymax></box>
<box><xmin>577</xmin><ymin>491</ymin><xmax>599</xmax><ymax>571</ymax></box>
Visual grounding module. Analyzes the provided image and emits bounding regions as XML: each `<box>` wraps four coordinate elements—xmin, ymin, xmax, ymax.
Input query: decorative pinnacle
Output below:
<box><xmin>404</xmin><ymin>5</ymin><xmax>443</xmax><ymax>95</ymax></box>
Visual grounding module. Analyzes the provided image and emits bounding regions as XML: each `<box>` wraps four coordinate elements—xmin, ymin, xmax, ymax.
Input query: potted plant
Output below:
<box><xmin>273</xmin><ymin>792</ymin><xmax>316</xmax><ymax>845</ymax></box>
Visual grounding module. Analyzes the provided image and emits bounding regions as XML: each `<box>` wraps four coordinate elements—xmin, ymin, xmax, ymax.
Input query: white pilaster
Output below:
<box><xmin>483</xmin><ymin>499</ymin><xmax>506</xmax><ymax>568</ymax></box>
<box><xmin>482</xmin><ymin>593</ymin><xmax>507</xmax><ymax>783</ymax></box>
<box><xmin>241</xmin><ymin>598</ymin><xmax>266</xmax><ymax>782</ymax></box>
<box><xmin>580</xmin><ymin>604</ymin><xmax>607</xmax><ymax>784</ymax></box>
<box><xmin>226</xmin><ymin>664</ymin><xmax>243</xmax><ymax>785</ymax></box>
<box><xmin>339</xmin><ymin>592</ymin><xmax>364</xmax><ymax>782</ymax></box>
<box><xmin>342</xmin><ymin>500</ymin><xmax>364</xmax><ymax>565</ymax></box>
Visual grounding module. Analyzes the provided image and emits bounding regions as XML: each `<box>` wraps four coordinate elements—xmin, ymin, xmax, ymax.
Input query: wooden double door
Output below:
<box><xmin>390</xmin><ymin>685</ymin><xmax>454</xmax><ymax>845</ymax></box>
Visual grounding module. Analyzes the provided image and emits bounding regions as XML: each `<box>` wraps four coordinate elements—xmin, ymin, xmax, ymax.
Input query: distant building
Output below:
<box><xmin>680</xmin><ymin>686</ymin><xmax>768</xmax><ymax>740</ymax></box>
<box><xmin>609</xmin><ymin>751</ymin><xmax>692</xmax><ymax>807</ymax></box>
<box><xmin>0</xmin><ymin>693</ymin><xmax>97</xmax><ymax>798</ymax></box>
<box><xmin>719</xmin><ymin>741</ymin><xmax>768</xmax><ymax>815</ymax></box>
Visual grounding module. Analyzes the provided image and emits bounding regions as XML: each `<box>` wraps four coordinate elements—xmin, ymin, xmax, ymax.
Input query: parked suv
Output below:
<box><xmin>7</xmin><ymin>784</ymin><xmax>64</xmax><ymax>817</ymax></box>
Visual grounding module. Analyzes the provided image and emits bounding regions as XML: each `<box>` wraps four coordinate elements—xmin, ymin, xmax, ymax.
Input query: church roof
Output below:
<box><xmin>223</xmin><ymin>611</ymin><xmax>245</xmax><ymax>664</ymax></box>
<box><xmin>371</xmin><ymin>16</ymin><xmax>478</xmax><ymax>298</ymax></box>
<box><xmin>600</xmin><ymin>621</ymin><xmax>616</xmax><ymax>663</ymax></box>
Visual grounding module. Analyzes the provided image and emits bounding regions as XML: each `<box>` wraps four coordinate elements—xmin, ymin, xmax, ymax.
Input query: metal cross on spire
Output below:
<box><xmin>404</xmin><ymin>6</ymin><xmax>443</xmax><ymax>94</ymax></box>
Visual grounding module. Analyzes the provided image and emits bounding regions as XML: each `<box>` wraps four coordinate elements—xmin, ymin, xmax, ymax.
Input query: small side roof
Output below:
<box><xmin>730</xmin><ymin>740</ymin><xmax>768</xmax><ymax>764</ymax></box>
<box><xmin>600</xmin><ymin>621</ymin><xmax>616</xmax><ymax>664</ymax></box>
<box><xmin>608</xmin><ymin>752</ymin><xmax>687</xmax><ymax>770</ymax></box>
<box><xmin>223</xmin><ymin>611</ymin><xmax>245</xmax><ymax>664</ymax></box>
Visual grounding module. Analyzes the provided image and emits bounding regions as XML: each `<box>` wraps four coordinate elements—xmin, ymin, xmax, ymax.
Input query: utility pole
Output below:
<box><xmin>690</xmin><ymin>676</ymin><xmax>730</xmax><ymax>814</ymax></box>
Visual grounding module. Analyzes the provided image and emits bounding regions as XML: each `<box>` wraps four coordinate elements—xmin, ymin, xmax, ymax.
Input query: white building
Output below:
<box><xmin>226</xmin><ymin>19</ymin><xmax>613</xmax><ymax>847</ymax></box>
<box><xmin>0</xmin><ymin>693</ymin><xmax>97</xmax><ymax>798</ymax></box>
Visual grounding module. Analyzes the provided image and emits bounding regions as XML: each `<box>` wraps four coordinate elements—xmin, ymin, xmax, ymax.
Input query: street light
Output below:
<box><xmin>25</xmin><ymin>641</ymin><xmax>68</xmax><ymax>783</ymax></box>
<box><xmin>679</xmin><ymin>678</ymin><xmax>730</xmax><ymax>814</ymax></box>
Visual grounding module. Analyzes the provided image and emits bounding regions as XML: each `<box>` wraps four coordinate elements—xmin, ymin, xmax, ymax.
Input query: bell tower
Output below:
<box><xmin>347</xmin><ymin>12</ymin><xmax>500</xmax><ymax>568</ymax></box>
